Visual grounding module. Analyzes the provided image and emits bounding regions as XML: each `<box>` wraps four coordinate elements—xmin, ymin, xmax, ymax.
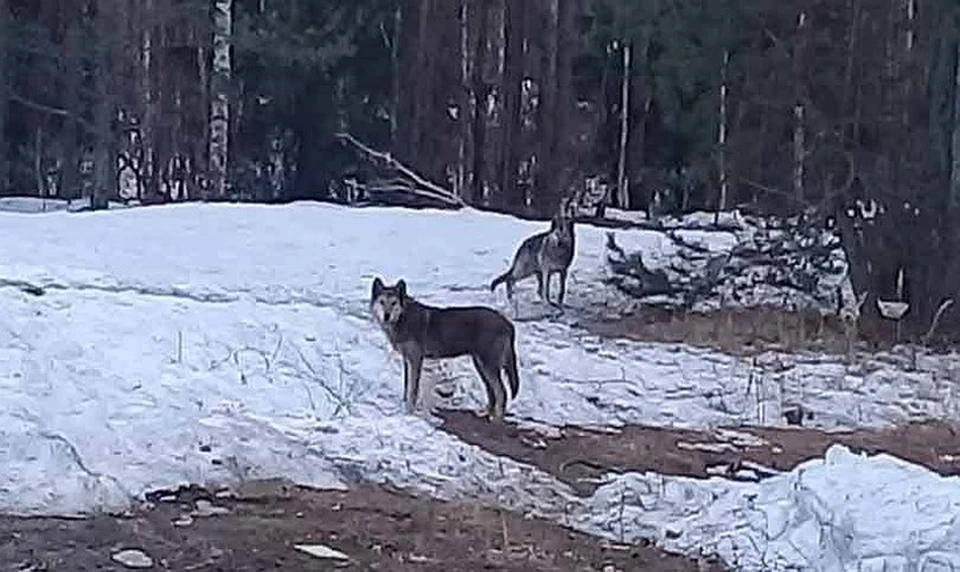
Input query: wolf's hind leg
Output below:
<box><xmin>471</xmin><ymin>356</ymin><xmax>497</xmax><ymax>418</ymax></box>
<box><xmin>557</xmin><ymin>269</ymin><xmax>568</xmax><ymax>306</ymax></box>
<box><xmin>472</xmin><ymin>354</ymin><xmax>507</xmax><ymax>421</ymax></box>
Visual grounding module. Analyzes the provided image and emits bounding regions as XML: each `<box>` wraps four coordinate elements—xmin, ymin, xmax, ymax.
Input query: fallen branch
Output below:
<box><xmin>334</xmin><ymin>132</ymin><xmax>464</xmax><ymax>208</ymax></box>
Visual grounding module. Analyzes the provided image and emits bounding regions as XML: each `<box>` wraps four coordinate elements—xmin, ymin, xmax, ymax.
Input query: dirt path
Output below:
<box><xmin>0</xmin><ymin>483</ymin><xmax>720</xmax><ymax>572</ymax></box>
<box><xmin>441</xmin><ymin>411</ymin><xmax>960</xmax><ymax>495</ymax></box>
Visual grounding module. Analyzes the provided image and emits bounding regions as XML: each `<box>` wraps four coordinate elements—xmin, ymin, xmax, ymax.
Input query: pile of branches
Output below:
<box><xmin>328</xmin><ymin>133</ymin><xmax>464</xmax><ymax>210</ymax></box>
<box><xmin>604</xmin><ymin>209</ymin><xmax>849</xmax><ymax>312</ymax></box>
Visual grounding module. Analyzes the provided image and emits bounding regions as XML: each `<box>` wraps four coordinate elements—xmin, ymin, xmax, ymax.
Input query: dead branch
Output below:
<box><xmin>923</xmin><ymin>299</ymin><xmax>954</xmax><ymax>344</ymax></box>
<box><xmin>334</xmin><ymin>132</ymin><xmax>464</xmax><ymax>208</ymax></box>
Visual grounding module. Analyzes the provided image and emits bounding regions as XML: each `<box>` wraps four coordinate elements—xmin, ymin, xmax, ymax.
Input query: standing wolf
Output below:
<box><xmin>369</xmin><ymin>277</ymin><xmax>521</xmax><ymax>421</ymax></box>
<box><xmin>490</xmin><ymin>206</ymin><xmax>576</xmax><ymax>310</ymax></box>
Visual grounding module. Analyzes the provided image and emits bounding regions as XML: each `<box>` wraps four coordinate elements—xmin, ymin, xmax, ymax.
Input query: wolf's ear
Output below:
<box><xmin>396</xmin><ymin>279</ymin><xmax>407</xmax><ymax>298</ymax></box>
<box><xmin>372</xmin><ymin>277</ymin><xmax>384</xmax><ymax>297</ymax></box>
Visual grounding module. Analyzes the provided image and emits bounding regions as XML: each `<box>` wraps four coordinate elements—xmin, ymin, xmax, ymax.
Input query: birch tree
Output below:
<box><xmin>616</xmin><ymin>41</ymin><xmax>630</xmax><ymax>209</ymax></box>
<box><xmin>208</xmin><ymin>0</ymin><xmax>232</xmax><ymax>200</ymax></box>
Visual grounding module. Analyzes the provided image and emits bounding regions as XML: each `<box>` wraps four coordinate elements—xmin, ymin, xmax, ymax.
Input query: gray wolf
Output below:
<box><xmin>490</xmin><ymin>209</ymin><xmax>576</xmax><ymax>310</ymax></box>
<box><xmin>369</xmin><ymin>277</ymin><xmax>520</xmax><ymax>421</ymax></box>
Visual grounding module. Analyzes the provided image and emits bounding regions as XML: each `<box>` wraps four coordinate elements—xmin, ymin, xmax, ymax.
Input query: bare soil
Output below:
<box><xmin>0</xmin><ymin>482</ymin><xmax>720</xmax><ymax>572</ymax></box>
<box><xmin>440</xmin><ymin>411</ymin><xmax>960</xmax><ymax>496</ymax></box>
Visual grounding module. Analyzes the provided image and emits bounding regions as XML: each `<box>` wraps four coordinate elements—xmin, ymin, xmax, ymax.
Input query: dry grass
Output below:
<box><xmin>582</xmin><ymin>305</ymin><xmax>913</xmax><ymax>357</ymax></box>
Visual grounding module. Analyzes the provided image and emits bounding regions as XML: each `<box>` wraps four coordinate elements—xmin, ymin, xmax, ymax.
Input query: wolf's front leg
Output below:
<box><xmin>554</xmin><ymin>269</ymin><xmax>567</xmax><ymax>309</ymax></box>
<box><xmin>402</xmin><ymin>357</ymin><xmax>413</xmax><ymax>413</ymax></box>
<box><xmin>541</xmin><ymin>271</ymin><xmax>552</xmax><ymax>305</ymax></box>
<box><xmin>406</xmin><ymin>354</ymin><xmax>424</xmax><ymax>413</ymax></box>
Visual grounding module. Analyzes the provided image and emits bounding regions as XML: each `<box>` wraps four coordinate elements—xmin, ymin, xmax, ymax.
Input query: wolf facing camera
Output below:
<box><xmin>490</xmin><ymin>205</ymin><xmax>576</xmax><ymax>312</ymax></box>
<box><xmin>369</xmin><ymin>277</ymin><xmax>521</xmax><ymax>421</ymax></box>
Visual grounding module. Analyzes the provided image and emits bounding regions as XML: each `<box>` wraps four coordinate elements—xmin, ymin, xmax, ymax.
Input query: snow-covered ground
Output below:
<box><xmin>0</xmin><ymin>200</ymin><xmax>958</xmax><ymax>570</ymax></box>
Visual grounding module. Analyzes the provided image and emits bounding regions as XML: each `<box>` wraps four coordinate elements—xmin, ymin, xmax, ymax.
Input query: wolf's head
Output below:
<box><xmin>370</xmin><ymin>277</ymin><xmax>407</xmax><ymax>326</ymax></box>
<box><xmin>549</xmin><ymin>208</ymin><xmax>575</xmax><ymax>244</ymax></box>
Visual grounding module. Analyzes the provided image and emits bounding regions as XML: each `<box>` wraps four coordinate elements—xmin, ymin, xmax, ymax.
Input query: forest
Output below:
<box><xmin>1</xmin><ymin>0</ymin><xmax>960</xmax><ymax>330</ymax></box>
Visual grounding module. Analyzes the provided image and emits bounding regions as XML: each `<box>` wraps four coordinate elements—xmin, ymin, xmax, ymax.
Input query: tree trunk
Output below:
<box><xmin>949</xmin><ymin>40</ymin><xmax>960</xmax><ymax>215</ymax></box>
<box><xmin>546</xmin><ymin>0</ymin><xmax>575</xmax><ymax>213</ymax></box>
<box><xmin>616</xmin><ymin>42</ymin><xmax>631</xmax><ymax>210</ymax></box>
<box><xmin>534</xmin><ymin>0</ymin><xmax>574</xmax><ymax>215</ymax></box>
<box><xmin>60</xmin><ymin>21</ymin><xmax>82</xmax><ymax>200</ymax></box>
<box><xmin>842</xmin><ymin>0</ymin><xmax>861</xmax><ymax>147</ymax></box>
<box><xmin>395</xmin><ymin>0</ymin><xmax>420</xmax><ymax>164</ymax></box>
<box><xmin>534</xmin><ymin>0</ymin><xmax>558</xmax><ymax>213</ymax></box>
<box><xmin>793</xmin><ymin>11</ymin><xmax>808</xmax><ymax>206</ymax></box>
<box><xmin>0</xmin><ymin>0</ymin><xmax>8</xmax><ymax>194</ymax></box>
<box><xmin>470</xmin><ymin>0</ymin><xmax>491</xmax><ymax>203</ymax></box>
<box><xmin>208</xmin><ymin>0</ymin><xmax>232</xmax><ymax>200</ymax></box>
<box><xmin>92</xmin><ymin>1</ymin><xmax>115</xmax><ymax>210</ymax></box>
<box><xmin>500</xmin><ymin>0</ymin><xmax>525</xmax><ymax>210</ymax></box>
<box><xmin>141</xmin><ymin>0</ymin><xmax>158</xmax><ymax>202</ymax></box>
<box><xmin>391</xmin><ymin>2</ymin><xmax>402</xmax><ymax>149</ymax></box>
<box><xmin>902</xmin><ymin>0</ymin><xmax>916</xmax><ymax>128</ymax></box>
<box><xmin>411</xmin><ymin>0</ymin><xmax>433</xmax><ymax>169</ymax></box>
<box><xmin>456</xmin><ymin>0</ymin><xmax>470</xmax><ymax>200</ymax></box>
<box><xmin>718</xmin><ymin>49</ymin><xmax>730</xmax><ymax>213</ymax></box>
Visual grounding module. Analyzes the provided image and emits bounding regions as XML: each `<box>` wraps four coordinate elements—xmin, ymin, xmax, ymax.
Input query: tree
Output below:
<box><xmin>208</xmin><ymin>0</ymin><xmax>232</xmax><ymax>200</ymax></box>
<box><xmin>499</xmin><ymin>0</ymin><xmax>525</xmax><ymax>209</ymax></box>
<box><xmin>0</xmin><ymin>0</ymin><xmax>8</xmax><ymax>194</ymax></box>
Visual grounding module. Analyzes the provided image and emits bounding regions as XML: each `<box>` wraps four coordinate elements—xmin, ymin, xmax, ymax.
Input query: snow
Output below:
<box><xmin>579</xmin><ymin>445</ymin><xmax>960</xmax><ymax>571</ymax></box>
<box><xmin>0</xmin><ymin>200</ymin><xmax>959</xmax><ymax>569</ymax></box>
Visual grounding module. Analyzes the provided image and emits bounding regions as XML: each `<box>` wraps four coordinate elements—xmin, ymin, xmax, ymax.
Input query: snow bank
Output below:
<box><xmin>578</xmin><ymin>444</ymin><xmax>960</xmax><ymax>571</ymax></box>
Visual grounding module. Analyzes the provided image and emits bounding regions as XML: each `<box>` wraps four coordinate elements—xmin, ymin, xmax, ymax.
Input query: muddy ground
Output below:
<box><xmin>440</xmin><ymin>411</ymin><xmax>960</xmax><ymax>495</ymax></box>
<box><xmin>0</xmin><ymin>482</ymin><xmax>721</xmax><ymax>572</ymax></box>
<box><xmin>4</xmin><ymin>414</ymin><xmax>957</xmax><ymax>572</ymax></box>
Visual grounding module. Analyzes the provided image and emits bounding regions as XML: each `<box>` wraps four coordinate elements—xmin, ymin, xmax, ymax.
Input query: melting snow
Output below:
<box><xmin>0</xmin><ymin>200</ymin><xmax>958</xmax><ymax>569</ymax></box>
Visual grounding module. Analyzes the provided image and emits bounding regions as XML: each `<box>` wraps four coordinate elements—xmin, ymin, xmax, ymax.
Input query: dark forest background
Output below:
<box><xmin>1</xmin><ymin>0</ymin><xmax>960</xmax><ymax>330</ymax></box>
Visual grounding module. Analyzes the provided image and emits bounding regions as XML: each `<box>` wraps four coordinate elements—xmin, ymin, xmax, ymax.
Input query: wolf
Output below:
<box><xmin>369</xmin><ymin>277</ymin><xmax>521</xmax><ymax>421</ymax></box>
<box><xmin>490</xmin><ymin>207</ymin><xmax>576</xmax><ymax>311</ymax></box>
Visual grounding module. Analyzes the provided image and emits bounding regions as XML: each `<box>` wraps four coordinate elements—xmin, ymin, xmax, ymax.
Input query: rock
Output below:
<box><xmin>192</xmin><ymin>499</ymin><xmax>231</xmax><ymax>517</ymax></box>
<box><xmin>172</xmin><ymin>515</ymin><xmax>194</xmax><ymax>527</ymax></box>
<box><xmin>112</xmin><ymin>548</ymin><xmax>154</xmax><ymax>569</ymax></box>
<box><xmin>293</xmin><ymin>543</ymin><xmax>350</xmax><ymax>561</ymax></box>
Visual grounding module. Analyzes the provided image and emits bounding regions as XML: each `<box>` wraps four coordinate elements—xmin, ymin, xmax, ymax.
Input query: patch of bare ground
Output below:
<box><xmin>440</xmin><ymin>411</ymin><xmax>960</xmax><ymax>496</ymax></box>
<box><xmin>579</xmin><ymin>305</ymin><xmax>949</xmax><ymax>357</ymax></box>
<box><xmin>0</xmin><ymin>483</ymin><xmax>720</xmax><ymax>572</ymax></box>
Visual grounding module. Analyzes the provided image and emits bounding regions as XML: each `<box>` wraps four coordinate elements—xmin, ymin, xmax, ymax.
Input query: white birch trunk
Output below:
<box><xmin>208</xmin><ymin>0</ymin><xmax>232</xmax><ymax>200</ymax></box>
<box><xmin>793</xmin><ymin>103</ymin><xmax>805</xmax><ymax>202</ymax></box>
<box><xmin>141</xmin><ymin>0</ymin><xmax>154</xmax><ymax>200</ymax></box>
<box><xmin>717</xmin><ymin>49</ymin><xmax>730</xmax><ymax>212</ymax></box>
<box><xmin>616</xmin><ymin>42</ymin><xmax>631</xmax><ymax>210</ymax></box>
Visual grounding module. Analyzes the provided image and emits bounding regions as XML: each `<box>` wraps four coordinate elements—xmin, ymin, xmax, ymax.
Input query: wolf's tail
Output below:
<box><xmin>503</xmin><ymin>334</ymin><xmax>520</xmax><ymax>399</ymax></box>
<box><xmin>490</xmin><ymin>270</ymin><xmax>512</xmax><ymax>293</ymax></box>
